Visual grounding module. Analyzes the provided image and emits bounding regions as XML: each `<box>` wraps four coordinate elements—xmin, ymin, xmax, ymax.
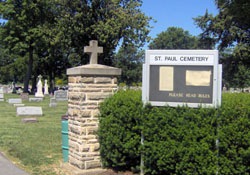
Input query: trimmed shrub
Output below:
<box><xmin>143</xmin><ymin>106</ymin><xmax>218</xmax><ymax>174</ymax></box>
<box><xmin>98</xmin><ymin>91</ymin><xmax>250</xmax><ymax>174</ymax></box>
<box><xmin>218</xmin><ymin>93</ymin><xmax>250</xmax><ymax>174</ymax></box>
<box><xmin>98</xmin><ymin>90</ymin><xmax>143</xmax><ymax>172</ymax></box>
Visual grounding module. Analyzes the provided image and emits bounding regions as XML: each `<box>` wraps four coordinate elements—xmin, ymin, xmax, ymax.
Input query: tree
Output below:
<box><xmin>114</xmin><ymin>44</ymin><xmax>143</xmax><ymax>86</ymax></box>
<box><xmin>233</xmin><ymin>64</ymin><xmax>250</xmax><ymax>90</ymax></box>
<box><xmin>194</xmin><ymin>0</ymin><xmax>250</xmax><ymax>88</ymax></box>
<box><xmin>0</xmin><ymin>0</ymin><xmax>59</xmax><ymax>92</ymax></box>
<box><xmin>194</xmin><ymin>0</ymin><xmax>250</xmax><ymax>56</ymax></box>
<box><xmin>148</xmin><ymin>27</ymin><xmax>199</xmax><ymax>49</ymax></box>
<box><xmin>0</xmin><ymin>0</ymin><xmax>152</xmax><ymax>91</ymax></box>
<box><xmin>57</xmin><ymin>0</ymin><xmax>152</xmax><ymax>66</ymax></box>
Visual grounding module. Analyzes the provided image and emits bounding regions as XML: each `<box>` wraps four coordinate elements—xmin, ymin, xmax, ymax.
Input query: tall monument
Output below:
<box><xmin>35</xmin><ymin>75</ymin><xmax>44</xmax><ymax>98</ymax></box>
<box><xmin>67</xmin><ymin>40</ymin><xmax>121</xmax><ymax>171</ymax></box>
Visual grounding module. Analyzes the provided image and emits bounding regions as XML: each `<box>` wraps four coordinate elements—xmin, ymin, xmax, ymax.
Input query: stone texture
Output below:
<box><xmin>16</xmin><ymin>106</ymin><xmax>43</xmax><ymax>116</ymax></box>
<box><xmin>29</xmin><ymin>98</ymin><xmax>43</xmax><ymax>102</ymax></box>
<box><xmin>67</xmin><ymin>64</ymin><xmax>120</xmax><ymax>170</ymax></box>
<box><xmin>67</xmin><ymin>64</ymin><xmax>121</xmax><ymax>76</ymax></box>
<box><xmin>8</xmin><ymin>98</ymin><xmax>22</xmax><ymax>104</ymax></box>
<box><xmin>13</xmin><ymin>104</ymin><xmax>25</xmax><ymax>107</ymax></box>
<box><xmin>21</xmin><ymin>118</ymin><xmax>38</xmax><ymax>123</ymax></box>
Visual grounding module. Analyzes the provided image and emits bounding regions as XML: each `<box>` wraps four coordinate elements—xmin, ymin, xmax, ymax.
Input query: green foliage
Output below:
<box><xmin>195</xmin><ymin>0</ymin><xmax>250</xmax><ymax>50</ymax></box>
<box><xmin>0</xmin><ymin>0</ymin><xmax>152</xmax><ymax>89</ymax></box>
<box><xmin>195</xmin><ymin>0</ymin><xmax>250</xmax><ymax>90</ymax></box>
<box><xmin>0</xmin><ymin>0</ymin><xmax>60</xmax><ymax>91</ymax></box>
<box><xmin>232</xmin><ymin>64</ymin><xmax>250</xmax><ymax>89</ymax></box>
<box><xmin>57</xmin><ymin>0</ymin><xmax>152</xmax><ymax>65</ymax></box>
<box><xmin>218</xmin><ymin>93</ymin><xmax>250</xmax><ymax>174</ymax></box>
<box><xmin>114</xmin><ymin>44</ymin><xmax>143</xmax><ymax>85</ymax></box>
<box><xmin>148</xmin><ymin>27</ymin><xmax>199</xmax><ymax>49</ymax></box>
<box><xmin>143</xmin><ymin>106</ymin><xmax>218</xmax><ymax>175</ymax></box>
<box><xmin>98</xmin><ymin>90</ymin><xmax>143</xmax><ymax>172</ymax></box>
<box><xmin>99</xmin><ymin>90</ymin><xmax>250</xmax><ymax>174</ymax></box>
<box><xmin>220</xmin><ymin>47</ymin><xmax>250</xmax><ymax>89</ymax></box>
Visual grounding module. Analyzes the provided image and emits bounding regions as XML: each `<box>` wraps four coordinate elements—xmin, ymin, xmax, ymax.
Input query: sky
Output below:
<box><xmin>141</xmin><ymin>0</ymin><xmax>218</xmax><ymax>40</ymax></box>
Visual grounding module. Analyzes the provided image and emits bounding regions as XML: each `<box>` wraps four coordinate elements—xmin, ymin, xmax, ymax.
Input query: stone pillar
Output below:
<box><xmin>67</xmin><ymin>64</ymin><xmax>121</xmax><ymax>170</ymax></box>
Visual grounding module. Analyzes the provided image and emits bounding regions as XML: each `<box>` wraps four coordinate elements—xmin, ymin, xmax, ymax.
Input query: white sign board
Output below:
<box><xmin>142</xmin><ymin>50</ymin><xmax>222</xmax><ymax>108</ymax></box>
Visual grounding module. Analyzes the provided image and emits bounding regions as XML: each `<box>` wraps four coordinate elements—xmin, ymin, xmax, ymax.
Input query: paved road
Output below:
<box><xmin>0</xmin><ymin>152</ymin><xmax>29</xmax><ymax>175</ymax></box>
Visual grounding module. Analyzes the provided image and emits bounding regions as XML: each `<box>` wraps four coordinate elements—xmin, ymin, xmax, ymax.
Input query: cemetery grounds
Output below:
<box><xmin>0</xmin><ymin>93</ymin><xmax>68</xmax><ymax>174</ymax></box>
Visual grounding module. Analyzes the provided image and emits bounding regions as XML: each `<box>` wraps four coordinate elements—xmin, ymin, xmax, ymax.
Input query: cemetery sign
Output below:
<box><xmin>142</xmin><ymin>50</ymin><xmax>222</xmax><ymax>108</ymax></box>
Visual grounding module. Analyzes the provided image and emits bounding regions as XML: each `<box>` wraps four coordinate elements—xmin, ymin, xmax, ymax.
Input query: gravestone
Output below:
<box><xmin>11</xmin><ymin>82</ymin><xmax>16</xmax><ymax>94</ymax></box>
<box><xmin>2</xmin><ymin>86</ymin><xmax>8</xmax><ymax>93</ymax></box>
<box><xmin>44</xmin><ymin>79</ymin><xmax>49</xmax><ymax>95</ymax></box>
<box><xmin>8</xmin><ymin>98</ymin><xmax>22</xmax><ymax>104</ymax></box>
<box><xmin>223</xmin><ymin>85</ymin><xmax>227</xmax><ymax>92</ymax></box>
<box><xmin>29</xmin><ymin>98</ymin><xmax>43</xmax><ymax>102</ymax></box>
<box><xmin>0</xmin><ymin>93</ymin><xmax>4</xmax><ymax>102</ymax></box>
<box><xmin>14</xmin><ymin>104</ymin><xmax>25</xmax><ymax>107</ymax></box>
<box><xmin>0</xmin><ymin>88</ymin><xmax>4</xmax><ymax>101</ymax></box>
<box><xmin>20</xmin><ymin>93</ymin><xmax>29</xmax><ymax>101</ymax></box>
<box><xmin>21</xmin><ymin>117</ymin><xmax>38</xmax><ymax>123</ymax></box>
<box><xmin>49</xmin><ymin>98</ymin><xmax>57</xmax><ymax>107</ymax></box>
<box><xmin>16</xmin><ymin>106</ymin><xmax>43</xmax><ymax>116</ymax></box>
<box><xmin>54</xmin><ymin>90</ymin><xmax>68</xmax><ymax>101</ymax></box>
<box><xmin>0</xmin><ymin>86</ymin><xmax>8</xmax><ymax>93</ymax></box>
<box><xmin>35</xmin><ymin>75</ymin><xmax>44</xmax><ymax>98</ymax></box>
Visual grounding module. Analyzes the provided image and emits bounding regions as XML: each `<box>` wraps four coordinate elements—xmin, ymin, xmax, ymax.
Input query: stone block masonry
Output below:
<box><xmin>67</xmin><ymin>64</ymin><xmax>121</xmax><ymax>170</ymax></box>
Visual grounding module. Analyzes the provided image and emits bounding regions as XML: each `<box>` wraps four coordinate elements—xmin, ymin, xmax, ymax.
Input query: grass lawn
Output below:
<box><xmin>0</xmin><ymin>93</ymin><xmax>68</xmax><ymax>174</ymax></box>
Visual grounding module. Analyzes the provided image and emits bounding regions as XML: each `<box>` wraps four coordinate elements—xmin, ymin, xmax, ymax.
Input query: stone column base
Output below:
<box><xmin>61</xmin><ymin>163</ymin><xmax>109</xmax><ymax>175</ymax></box>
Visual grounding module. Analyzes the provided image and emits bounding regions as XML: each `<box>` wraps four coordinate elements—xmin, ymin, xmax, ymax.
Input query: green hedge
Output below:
<box><xmin>98</xmin><ymin>90</ymin><xmax>250</xmax><ymax>174</ymax></box>
<box><xmin>98</xmin><ymin>90</ymin><xmax>143</xmax><ymax>172</ymax></box>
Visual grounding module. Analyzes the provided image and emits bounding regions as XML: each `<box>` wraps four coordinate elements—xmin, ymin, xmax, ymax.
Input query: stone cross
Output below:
<box><xmin>84</xmin><ymin>40</ymin><xmax>103</xmax><ymax>64</ymax></box>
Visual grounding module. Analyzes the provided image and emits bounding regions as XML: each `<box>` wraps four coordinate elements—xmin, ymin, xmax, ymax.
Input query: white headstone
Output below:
<box><xmin>16</xmin><ymin>106</ymin><xmax>43</xmax><ymax>116</ymax></box>
<box><xmin>35</xmin><ymin>75</ymin><xmax>44</xmax><ymax>98</ymax></box>
<box><xmin>14</xmin><ymin>104</ymin><xmax>25</xmax><ymax>107</ymax></box>
<box><xmin>8</xmin><ymin>98</ymin><xmax>22</xmax><ymax>104</ymax></box>
<box><xmin>44</xmin><ymin>79</ymin><xmax>49</xmax><ymax>95</ymax></box>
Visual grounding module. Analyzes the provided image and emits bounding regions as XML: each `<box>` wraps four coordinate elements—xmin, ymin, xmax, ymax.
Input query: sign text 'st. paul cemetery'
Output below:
<box><xmin>142</xmin><ymin>50</ymin><xmax>222</xmax><ymax>108</ymax></box>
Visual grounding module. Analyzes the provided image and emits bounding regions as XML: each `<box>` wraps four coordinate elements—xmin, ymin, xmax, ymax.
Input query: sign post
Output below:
<box><xmin>142</xmin><ymin>50</ymin><xmax>222</xmax><ymax>108</ymax></box>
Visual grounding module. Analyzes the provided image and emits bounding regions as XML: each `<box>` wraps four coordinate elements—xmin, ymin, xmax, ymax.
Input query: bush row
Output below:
<box><xmin>98</xmin><ymin>90</ymin><xmax>250</xmax><ymax>174</ymax></box>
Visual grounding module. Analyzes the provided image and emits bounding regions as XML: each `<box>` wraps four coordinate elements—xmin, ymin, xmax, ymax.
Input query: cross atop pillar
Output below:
<box><xmin>84</xmin><ymin>40</ymin><xmax>103</xmax><ymax>64</ymax></box>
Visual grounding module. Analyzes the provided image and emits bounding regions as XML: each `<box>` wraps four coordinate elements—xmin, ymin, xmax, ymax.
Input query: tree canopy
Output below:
<box><xmin>113</xmin><ymin>44</ymin><xmax>143</xmax><ymax>86</ymax></box>
<box><xmin>194</xmin><ymin>0</ymin><xmax>250</xmax><ymax>88</ymax></box>
<box><xmin>148</xmin><ymin>27</ymin><xmax>200</xmax><ymax>49</ymax></box>
<box><xmin>194</xmin><ymin>0</ymin><xmax>250</xmax><ymax>52</ymax></box>
<box><xmin>0</xmin><ymin>0</ymin><xmax>152</xmax><ymax>91</ymax></box>
<box><xmin>53</xmin><ymin>0</ymin><xmax>152</xmax><ymax>65</ymax></box>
